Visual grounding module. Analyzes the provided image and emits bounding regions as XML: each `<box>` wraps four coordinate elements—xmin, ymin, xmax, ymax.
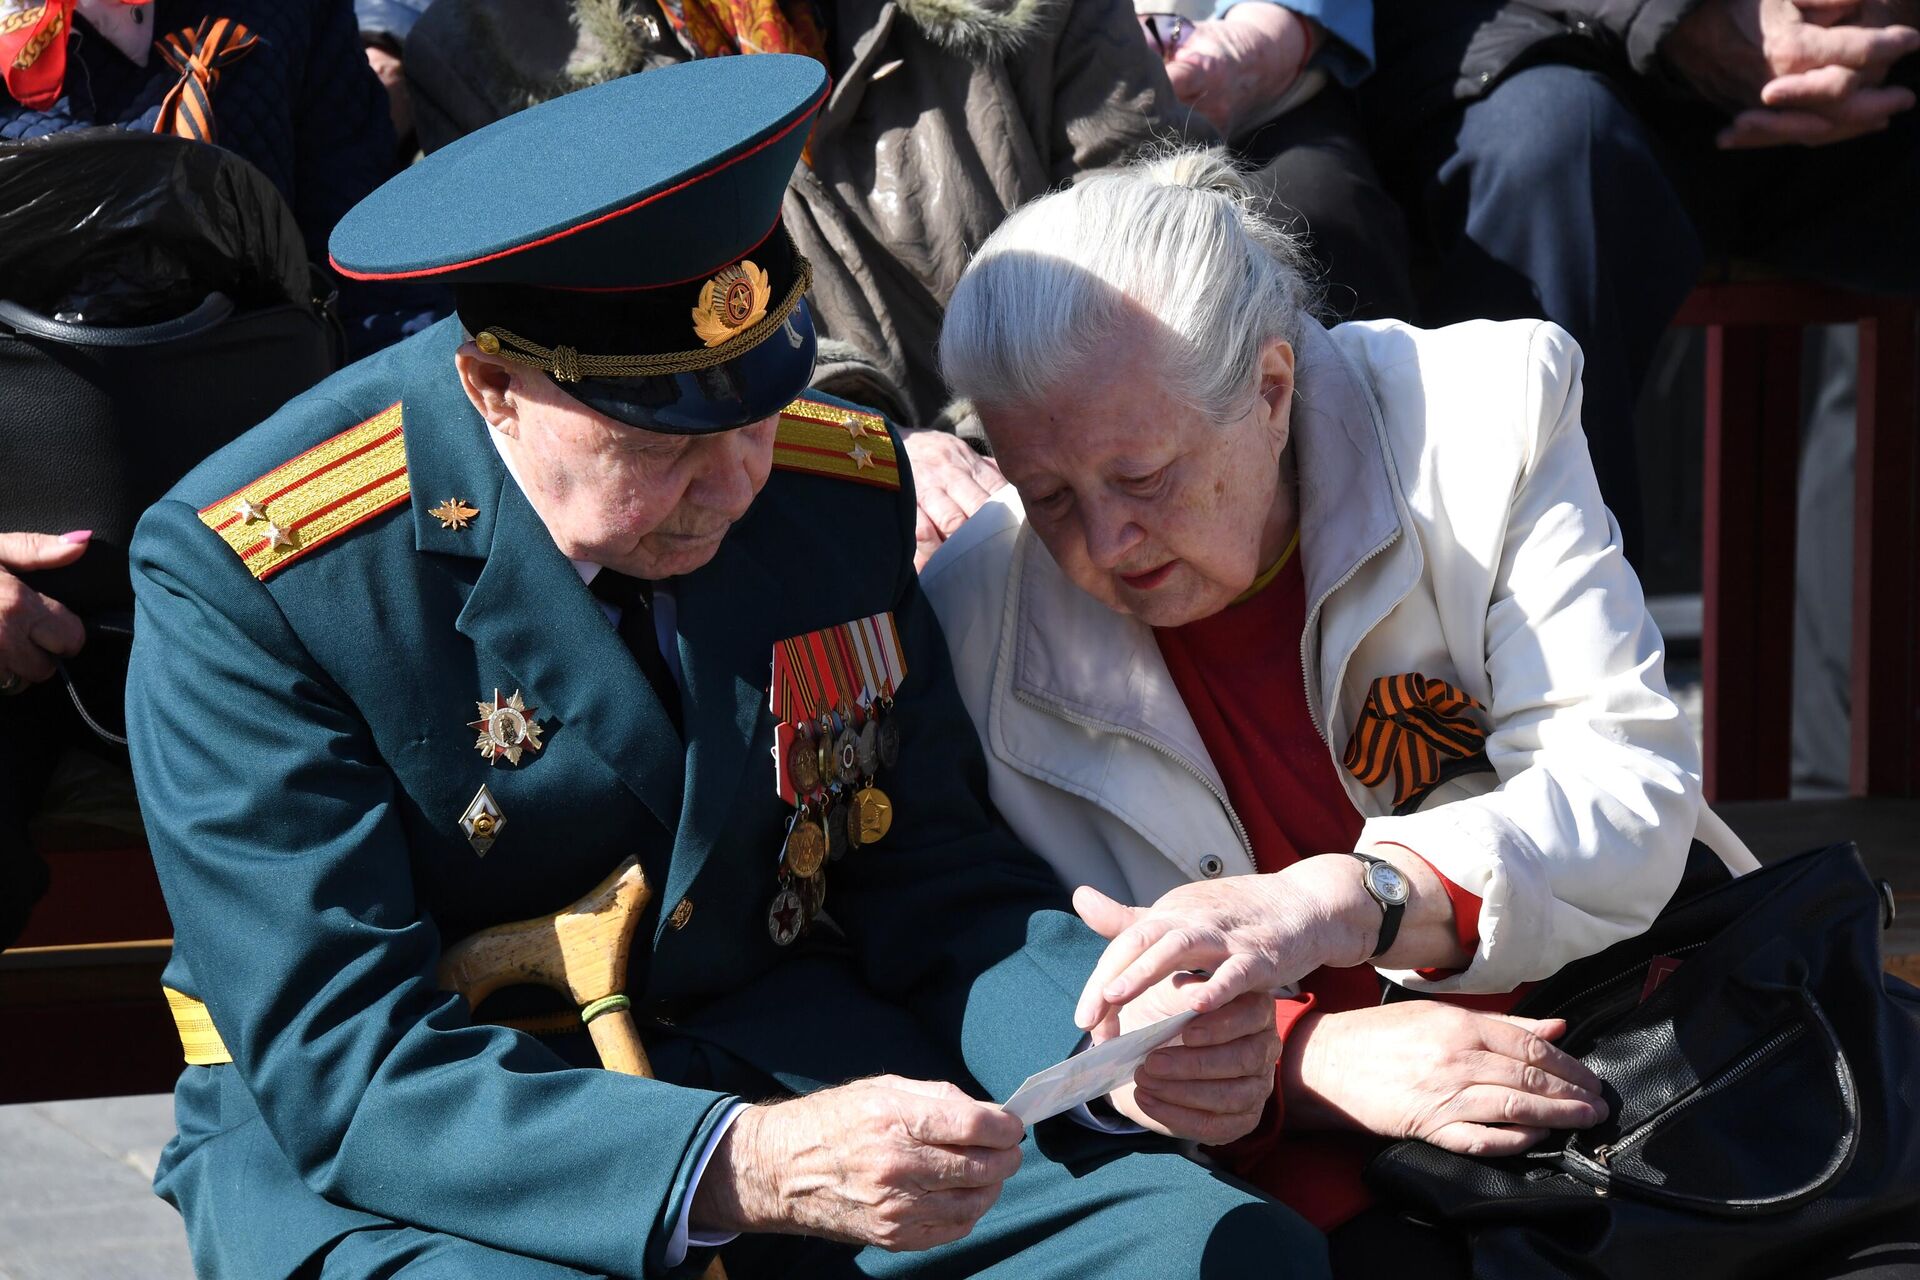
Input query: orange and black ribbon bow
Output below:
<box><xmin>153</xmin><ymin>17</ymin><xmax>258</xmax><ymax>144</ymax></box>
<box><xmin>1342</xmin><ymin>673</ymin><xmax>1490</xmax><ymax>814</ymax></box>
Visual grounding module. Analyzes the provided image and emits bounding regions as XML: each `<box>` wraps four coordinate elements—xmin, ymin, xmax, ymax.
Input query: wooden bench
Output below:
<box><xmin>1677</xmin><ymin>282</ymin><xmax>1919</xmax><ymax>802</ymax></box>
<box><xmin>0</xmin><ymin>826</ymin><xmax>180</xmax><ymax>1104</ymax></box>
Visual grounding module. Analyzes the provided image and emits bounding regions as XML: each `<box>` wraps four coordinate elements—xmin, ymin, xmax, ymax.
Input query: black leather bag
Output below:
<box><xmin>1366</xmin><ymin>843</ymin><xmax>1920</xmax><ymax>1280</ymax></box>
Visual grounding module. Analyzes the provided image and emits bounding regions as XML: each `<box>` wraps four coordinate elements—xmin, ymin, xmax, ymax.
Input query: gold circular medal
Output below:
<box><xmin>784</xmin><ymin>817</ymin><xmax>828</xmax><ymax>879</ymax></box>
<box><xmin>787</xmin><ymin>733</ymin><xmax>821</xmax><ymax>792</ymax></box>
<box><xmin>852</xmin><ymin>786</ymin><xmax>893</xmax><ymax>845</ymax></box>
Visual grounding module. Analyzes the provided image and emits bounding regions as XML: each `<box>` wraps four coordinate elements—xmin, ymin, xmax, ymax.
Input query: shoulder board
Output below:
<box><xmin>197</xmin><ymin>402</ymin><xmax>409</xmax><ymax>581</ymax></box>
<box><xmin>772</xmin><ymin>398</ymin><xmax>900</xmax><ymax>490</ymax></box>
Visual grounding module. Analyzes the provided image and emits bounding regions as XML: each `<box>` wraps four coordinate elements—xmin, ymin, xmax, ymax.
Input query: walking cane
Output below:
<box><xmin>438</xmin><ymin>856</ymin><xmax>728</xmax><ymax>1279</ymax></box>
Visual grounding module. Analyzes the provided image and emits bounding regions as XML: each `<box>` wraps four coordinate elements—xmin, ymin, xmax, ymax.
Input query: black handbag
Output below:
<box><xmin>1365</xmin><ymin>843</ymin><xmax>1920</xmax><ymax>1280</ymax></box>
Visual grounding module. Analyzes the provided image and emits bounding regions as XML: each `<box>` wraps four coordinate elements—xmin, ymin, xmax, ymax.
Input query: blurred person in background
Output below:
<box><xmin>1360</xmin><ymin>0</ymin><xmax>1920</xmax><ymax>565</ymax></box>
<box><xmin>403</xmin><ymin>0</ymin><xmax>1202</xmax><ymax>567</ymax></box>
<box><xmin>1135</xmin><ymin>0</ymin><xmax>1417</xmax><ymax>323</ymax></box>
<box><xmin>1</xmin><ymin>0</ymin><xmax>442</xmax><ymax>356</ymax></box>
<box><xmin>356</xmin><ymin>0</ymin><xmax>430</xmax><ymax>156</ymax></box>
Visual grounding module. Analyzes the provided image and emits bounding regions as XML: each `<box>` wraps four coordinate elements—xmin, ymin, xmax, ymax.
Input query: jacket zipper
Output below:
<box><xmin>1297</xmin><ymin>530</ymin><xmax>1402</xmax><ymax>745</ymax></box>
<box><xmin>1589</xmin><ymin>1022</ymin><xmax>1808</xmax><ymax>1169</ymax></box>
<box><xmin>1014</xmin><ymin>689</ymin><xmax>1255</xmax><ymax>864</ymax></box>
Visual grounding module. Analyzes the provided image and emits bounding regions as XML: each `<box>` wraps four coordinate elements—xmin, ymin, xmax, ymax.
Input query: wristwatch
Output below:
<box><xmin>1348</xmin><ymin>852</ymin><xmax>1410</xmax><ymax>959</ymax></box>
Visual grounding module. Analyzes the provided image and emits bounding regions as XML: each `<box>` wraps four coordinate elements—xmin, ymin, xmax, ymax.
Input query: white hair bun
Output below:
<box><xmin>1137</xmin><ymin>147</ymin><xmax>1254</xmax><ymax>202</ymax></box>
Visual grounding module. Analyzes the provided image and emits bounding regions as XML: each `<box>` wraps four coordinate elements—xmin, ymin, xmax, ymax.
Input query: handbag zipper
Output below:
<box><xmin>1588</xmin><ymin>1021</ymin><xmax>1809</xmax><ymax>1169</ymax></box>
<box><xmin>1544</xmin><ymin>939</ymin><xmax>1711</xmax><ymax>1020</ymax></box>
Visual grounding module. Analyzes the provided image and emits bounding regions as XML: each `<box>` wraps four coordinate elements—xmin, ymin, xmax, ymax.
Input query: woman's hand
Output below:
<box><xmin>1283</xmin><ymin>1003</ymin><xmax>1608</xmax><ymax>1156</ymax></box>
<box><xmin>1072</xmin><ymin>854</ymin><xmax>1473</xmax><ymax>1031</ymax></box>
<box><xmin>1101</xmin><ymin>974</ymin><xmax>1279</xmax><ymax>1145</ymax></box>
<box><xmin>0</xmin><ymin>531</ymin><xmax>90</xmax><ymax>694</ymax></box>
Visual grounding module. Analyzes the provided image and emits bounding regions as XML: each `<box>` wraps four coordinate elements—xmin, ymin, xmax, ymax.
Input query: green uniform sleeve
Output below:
<box><xmin>128</xmin><ymin>497</ymin><xmax>733</xmax><ymax>1278</ymax></box>
<box><xmin>827</xmin><ymin>432</ymin><xmax>1110</xmax><ymax>1103</ymax></box>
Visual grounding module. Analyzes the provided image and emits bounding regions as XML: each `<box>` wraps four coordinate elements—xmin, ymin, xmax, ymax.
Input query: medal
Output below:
<box><xmin>796</xmin><ymin>870</ymin><xmax>826</xmax><ymax>921</ymax></box>
<box><xmin>852</xmin><ymin>786</ymin><xmax>893</xmax><ymax>845</ymax></box>
<box><xmin>459</xmin><ymin>784</ymin><xmax>506</xmax><ymax>856</ymax></box>
<box><xmin>856</xmin><ymin>719</ymin><xmax>880</xmax><ymax>775</ymax></box>
<box><xmin>833</xmin><ymin>724</ymin><xmax>861</xmax><ymax>784</ymax></box>
<box><xmin>783</xmin><ymin>811</ymin><xmax>827</xmax><ymax>879</ymax></box>
<box><xmin>786</xmin><ymin>727</ymin><xmax>821</xmax><ymax>792</ymax></box>
<box><xmin>877</xmin><ymin>710</ymin><xmax>901</xmax><ymax>769</ymax></box>
<box><xmin>825</xmin><ymin>796</ymin><xmax>850</xmax><ymax>861</ymax></box>
<box><xmin>469</xmin><ymin>688</ymin><xmax>545</xmax><ymax>766</ymax></box>
<box><xmin>767</xmin><ymin>883</ymin><xmax>804</xmax><ymax>946</ymax></box>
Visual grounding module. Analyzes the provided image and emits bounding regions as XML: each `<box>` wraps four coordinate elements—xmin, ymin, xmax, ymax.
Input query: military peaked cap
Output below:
<box><xmin>329</xmin><ymin>54</ymin><xmax>829</xmax><ymax>433</ymax></box>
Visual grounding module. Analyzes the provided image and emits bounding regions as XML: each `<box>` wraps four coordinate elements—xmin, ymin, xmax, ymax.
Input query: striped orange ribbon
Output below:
<box><xmin>1342</xmin><ymin>673</ymin><xmax>1489</xmax><ymax>811</ymax></box>
<box><xmin>153</xmin><ymin>16</ymin><xmax>258</xmax><ymax>143</ymax></box>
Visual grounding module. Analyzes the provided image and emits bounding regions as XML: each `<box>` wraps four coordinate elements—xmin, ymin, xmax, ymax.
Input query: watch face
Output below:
<box><xmin>1369</xmin><ymin>861</ymin><xmax>1410</xmax><ymax>906</ymax></box>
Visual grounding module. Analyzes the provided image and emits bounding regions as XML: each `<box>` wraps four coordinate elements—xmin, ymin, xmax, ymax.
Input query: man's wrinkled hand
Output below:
<box><xmin>1102</xmin><ymin>975</ymin><xmax>1279</xmax><ymax>1145</ymax></box>
<box><xmin>1662</xmin><ymin>0</ymin><xmax>1919</xmax><ymax>147</ymax></box>
<box><xmin>691</xmin><ymin>1076</ymin><xmax>1024</xmax><ymax>1251</ymax></box>
<box><xmin>900</xmin><ymin>429</ymin><xmax>1006</xmax><ymax>570</ymax></box>
<box><xmin>1163</xmin><ymin>4</ymin><xmax>1315</xmax><ymax>138</ymax></box>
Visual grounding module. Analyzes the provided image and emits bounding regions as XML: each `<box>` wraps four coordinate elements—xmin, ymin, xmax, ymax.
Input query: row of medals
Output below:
<box><xmin>768</xmin><ymin>697</ymin><xmax>899</xmax><ymax>945</ymax></box>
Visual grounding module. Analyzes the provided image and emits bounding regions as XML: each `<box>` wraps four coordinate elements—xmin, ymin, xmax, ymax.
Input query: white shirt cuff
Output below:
<box><xmin>1070</xmin><ymin>1099</ymin><xmax>1147</xmax><ymax>1133</ymax></box>
<box><xmin>662</xmin><ymin>1102</ymin><xmax>748</xmax><ymax>1267</ymax></box>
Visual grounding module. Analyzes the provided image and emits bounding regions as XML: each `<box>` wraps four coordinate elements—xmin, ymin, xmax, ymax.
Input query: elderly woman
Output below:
<box><xmin>921</xmin><ymin>150</ymin><xmax>1757</xmax><ymax>1266</ymax></box>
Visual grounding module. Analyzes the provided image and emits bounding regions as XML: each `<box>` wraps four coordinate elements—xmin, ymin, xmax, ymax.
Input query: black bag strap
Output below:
<box><xmin>0</xmin><ymin>293</ymin><xmax>235</xmax><ymax>347</ymax></box>
<box><xmin>52</xmin><ymin>609</ymin><xmax>133</xmax><ymax>747</ymax></box>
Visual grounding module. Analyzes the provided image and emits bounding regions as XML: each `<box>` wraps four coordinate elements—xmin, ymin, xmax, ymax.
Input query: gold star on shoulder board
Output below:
<box><xmin>234</xmin><ymin>498</ymin><xmax>267</xmax><ymax>524</ymax></box>
<box><xmin>263</xmin><ymin>520</ymin><xmax>296</xmax><ymax>551</ymax></box>
<box><xmin>847</xmin><ymin>443</ymin><xmax>875</xmax><ymax>470</ymax></box>
<box><xmin>429</xmin><ymin>498</ymin><xmax>480</xmax><ymax>531</ymax></box>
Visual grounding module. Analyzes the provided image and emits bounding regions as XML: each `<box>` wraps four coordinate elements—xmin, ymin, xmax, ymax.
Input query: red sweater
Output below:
<box><xmin>1154</xmin><ymin>544</ymin><xmax>1503</xmax><ymax>1231</ymax></box>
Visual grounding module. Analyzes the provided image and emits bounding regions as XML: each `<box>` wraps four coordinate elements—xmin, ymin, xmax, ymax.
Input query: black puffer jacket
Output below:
<box><xmin>1371</xmin><ymin>0</ymin><xmax>1702</xmax><ymax>119</ymax></box>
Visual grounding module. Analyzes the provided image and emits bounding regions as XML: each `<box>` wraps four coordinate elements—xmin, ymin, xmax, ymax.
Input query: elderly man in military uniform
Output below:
<box><xmin>126</xmin><ymin>55</ymin><xmax>1318</xmax><ymax>1280</ymax></box>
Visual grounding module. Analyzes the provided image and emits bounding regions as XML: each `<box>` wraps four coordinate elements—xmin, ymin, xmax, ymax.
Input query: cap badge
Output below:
<box><xmin>692</xmin><ymin>260</ymin><xmax>771</xmax><ymax>348</ymax></box>
<box><xmin>469</xmin><ymin>688</ymin><xmax>545</xmax><ymax>766</ymax></box>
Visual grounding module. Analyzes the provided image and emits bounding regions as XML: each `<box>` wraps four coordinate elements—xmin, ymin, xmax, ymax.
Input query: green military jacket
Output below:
<box><xmin>128</xmin><ymin>318</ymin><xmax>1106</xmax><ymax>1278</ymax></box>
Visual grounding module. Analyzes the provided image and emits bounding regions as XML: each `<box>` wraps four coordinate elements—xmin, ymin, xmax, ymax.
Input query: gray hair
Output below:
<box><xmin>940</xmin><ymin>148</ymin><xmax>1317</xmax><ymax>424</ymax></box>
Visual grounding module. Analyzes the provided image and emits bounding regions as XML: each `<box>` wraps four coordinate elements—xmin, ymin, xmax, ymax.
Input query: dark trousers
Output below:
<box><xmin>1365</xmin><ymin>62</ymin><xmax>1920</xmax><ymax>563</ymax></box>
<box><xmin>1238</xmin><ymin>83</ymin><xmax>1420</xmax><ymax>326</ymax></box>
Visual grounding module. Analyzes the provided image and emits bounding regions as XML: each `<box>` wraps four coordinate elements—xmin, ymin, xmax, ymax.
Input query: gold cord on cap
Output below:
<box><xmin>476</xmin><ymin>254</ymin><xmax>812</xmax><ymax>383</ymax></box>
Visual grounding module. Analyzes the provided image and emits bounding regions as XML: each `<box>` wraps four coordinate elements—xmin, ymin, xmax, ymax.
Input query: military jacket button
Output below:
<box><xmin>667</xmin><ymin>898</ymin><xmax>694</xmax><ymax>930</ymax></box>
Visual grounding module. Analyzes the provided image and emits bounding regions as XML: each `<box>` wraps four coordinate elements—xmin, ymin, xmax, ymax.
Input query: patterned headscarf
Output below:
<box><xmin>655</xmin><ymin>0</ymin><xmax>829</xmax><ymax>65</ymax></box>
<box><xmin>0</xmin><ymin>0</ymin><xmax>151</xmax><ymax>110</ymax></box>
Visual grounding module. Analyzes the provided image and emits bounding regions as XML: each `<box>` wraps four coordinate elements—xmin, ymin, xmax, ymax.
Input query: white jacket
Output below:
<box><xmin>922</xmin><ymin>317</ymin><xmax>1757</xmax><ymax>995</ymax></box>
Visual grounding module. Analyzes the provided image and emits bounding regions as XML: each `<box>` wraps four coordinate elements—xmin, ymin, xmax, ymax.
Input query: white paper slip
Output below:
<box><xmin>1000</xmin><ymin>1009</ymin><xmax>1201</xmax><ymax>1125</ymax></box>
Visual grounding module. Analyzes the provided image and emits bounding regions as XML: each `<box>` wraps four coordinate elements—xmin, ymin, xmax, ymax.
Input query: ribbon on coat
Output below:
<box><xmin>153</xmin><ymin>16</ymin><xmax>257</xmax><ymax>143</ymax></box>
<box><xmin>1342</xmin><ymin>673</ymin><xmax>1490</xmax><ymax>813</ymax></box>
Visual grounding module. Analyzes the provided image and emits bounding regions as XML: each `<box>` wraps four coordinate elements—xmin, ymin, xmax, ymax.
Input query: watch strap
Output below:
<box><xmin>1350</xmin><ymin>852</ymin><xmax>1404</xmax><ymax>959</ymax></box>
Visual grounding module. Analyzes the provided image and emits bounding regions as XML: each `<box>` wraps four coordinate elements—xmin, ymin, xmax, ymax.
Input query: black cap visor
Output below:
<box><xmin>556</xmin><ymin>297</ymin><xmax>818</xmax><ymax>434</ymax></box>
